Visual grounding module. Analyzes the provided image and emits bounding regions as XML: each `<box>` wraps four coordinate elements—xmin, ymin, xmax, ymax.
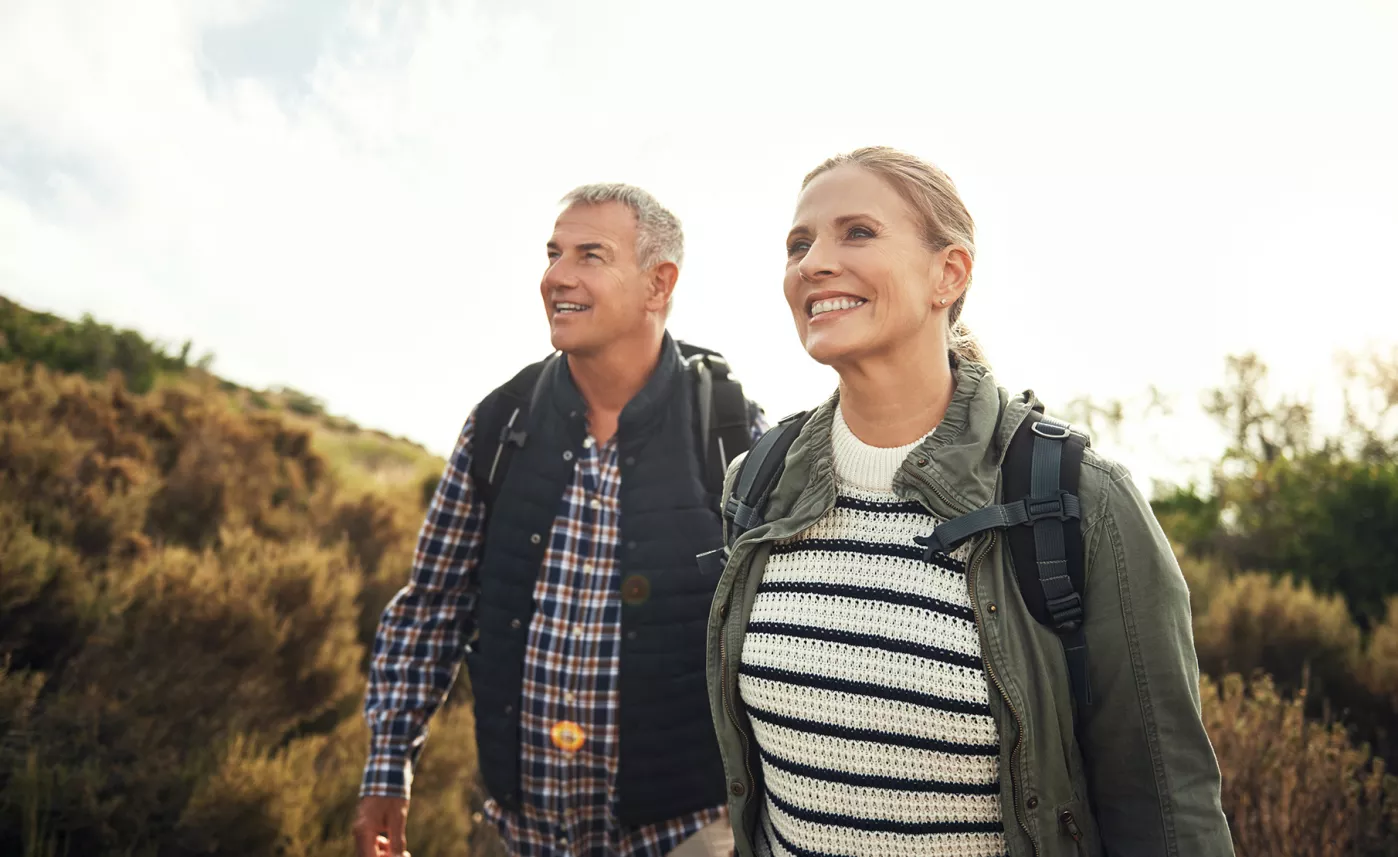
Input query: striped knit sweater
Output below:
<box><xmin>738</xmin><ymin>405</ymin><xmax>1007</xmax><ymax>857</ymax></box>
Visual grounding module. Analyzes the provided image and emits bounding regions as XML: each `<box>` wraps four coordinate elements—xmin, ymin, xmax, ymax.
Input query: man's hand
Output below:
<box><xmin>353</xmin><ymin>796</ymin><xmax>410</xmax><ymax>857</ymax></box>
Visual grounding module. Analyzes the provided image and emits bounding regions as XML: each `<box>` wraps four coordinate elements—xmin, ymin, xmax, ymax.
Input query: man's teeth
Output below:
<box><xmin>810</xmin><ymin>297</ymin><xmax>867</xmax><ymax>317</ymax></box>
<box><xmin>555</xmin><ymin>302</ymin><xmax>590</xmax><ymax>313</ymax></box>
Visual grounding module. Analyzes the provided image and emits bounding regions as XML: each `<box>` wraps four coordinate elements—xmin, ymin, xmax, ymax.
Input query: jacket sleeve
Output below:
<box><xmin>360</xmin><ymin>410</ymin><xmax>486</xmax><ymax>800</ymax></box>
<box><xmin>1078</xmin><ymin>463</ymin><xmax>1234</xmax><ymax>856</ymax></box>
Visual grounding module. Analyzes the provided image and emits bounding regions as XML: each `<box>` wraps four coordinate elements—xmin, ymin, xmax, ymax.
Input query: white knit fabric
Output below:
<box><xmin>739</xmin><ymin>406</ymin><xmax>1007</xmax><ymax>857</ymax></box>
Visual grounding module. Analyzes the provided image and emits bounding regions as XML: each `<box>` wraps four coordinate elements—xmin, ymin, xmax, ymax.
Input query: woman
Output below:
<box><xmin>705</xmin><ymin>147</ymin><xmax>1233</xmax><ymax>857</ymax></box>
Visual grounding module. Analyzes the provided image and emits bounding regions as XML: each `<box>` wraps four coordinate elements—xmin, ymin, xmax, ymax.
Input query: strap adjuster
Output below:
<box><xmin>1046</xmin><ymin>591</ymin><xmax>1084</xmax><ymax>632</ymax></box>
<box><xmin>1021</xmin><ymin>491</ymin><xmax>1079</xmax><ymax>523</ymax></box>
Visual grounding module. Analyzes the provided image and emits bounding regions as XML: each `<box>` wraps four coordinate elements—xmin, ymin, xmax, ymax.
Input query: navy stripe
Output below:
<box><xmin>745</xmin><ymin>702</ymin><xmax>1000</xmax><ymax>756</ymax></box>
<box><xmin>747</xmin><ymin>621</ymin><xmax>984</xmax><ymax>671</ymax></box>
<box><xmin>767</xmin><ymin>788</ymin><xmax>1005</xmax><ymax>835</ymax></box>
<box><xmin>740</xmin><ymin>663</ymin><xmax>993</xmax><ymax>716</ymax></box>
<box><xmin>764</xmin><ymin>813</ymin><xmax>1010</xmax><ymax>857</ymax></box>
<box><xmin>834</xmin><ymin>495</ymin><xmax>931</xmax><ymax>516</ymax></box>
<box><xmin>770</xmin><ymin>538</ymin><xmax>966</xmax><ymax>572</ymax></box>
<box><xmin>757</xmin><ymin>580</ymin><xmax>976</xmax><ymax>623</ymax></box>
<box><xmin>759</xmin><ymin>746</ymin><xmax>1001</xmax><ymax>795</ymax></box>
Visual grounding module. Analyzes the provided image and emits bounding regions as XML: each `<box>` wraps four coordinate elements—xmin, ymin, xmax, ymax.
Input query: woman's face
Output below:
<box><xmin>783</xmin><ymin>164</ymin><xmax>963</xmax><ymax>368</ymax></box>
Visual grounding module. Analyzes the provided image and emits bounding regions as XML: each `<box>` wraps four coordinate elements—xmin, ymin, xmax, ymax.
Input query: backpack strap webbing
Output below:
<box><xmin>914</xmin><ymin>409</ymin><xmax>1092</xmax><ymax>708</ymax></box>
<box><xmin>695</xmin><ymin>410</ymin><xmax>812</xmax><ymax>576</ymax></box>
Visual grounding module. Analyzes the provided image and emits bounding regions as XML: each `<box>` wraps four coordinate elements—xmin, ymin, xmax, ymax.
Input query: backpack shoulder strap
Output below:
<box><xmin>468</xmin><ymin>353</ymin><xmax>558</xmax><ymax>510</ymax></box>
<box><xmin>914</xmin><ymin>408</ymin><xmax>1093</xmax><ymax>708</ymax></box>
<box><xmin>683</xmin><ymin>346</ymin><xmax>755</xmax><ymax>496</ymax></box>
<box><xmin>696</xmin><ymin>410</ymin><xmax>811</xmax><ymax>575</ymax></box>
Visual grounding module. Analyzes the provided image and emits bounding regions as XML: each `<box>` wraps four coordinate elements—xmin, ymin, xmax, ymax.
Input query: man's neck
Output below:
<box><xmin>836</xmin><ymin>334</ymin><xmax>955</xmax><ymax>449</ymax></box>
<box><xmin>566</xmin><ymin>330</ymin><xmax>665</xmax><ymax>439</ymax></box>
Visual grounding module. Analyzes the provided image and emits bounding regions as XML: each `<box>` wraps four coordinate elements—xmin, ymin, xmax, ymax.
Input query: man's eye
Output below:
<box><xmin>585</xmin><ymin>252</ymin><xmax>602</xmax><ymax>261</ymax></box>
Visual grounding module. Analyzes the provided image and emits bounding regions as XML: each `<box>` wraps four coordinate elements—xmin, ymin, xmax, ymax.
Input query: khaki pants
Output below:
<box><xmin>667</xmin><ymin>819</ymin><xmax>734</xmax><ymax>857</ymax></box>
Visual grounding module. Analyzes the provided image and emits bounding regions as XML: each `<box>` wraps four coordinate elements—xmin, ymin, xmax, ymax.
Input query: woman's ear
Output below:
<box><xmin>931</xmin><ymin>245</ymin><xmax>972</xmax><ymax>307</ymax></box>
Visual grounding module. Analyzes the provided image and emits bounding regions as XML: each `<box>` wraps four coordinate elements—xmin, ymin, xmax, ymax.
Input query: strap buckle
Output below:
<box><xmin>1031</xmin><ymin>419</ymin><xmax>1072</xmax><ymax>440</ymax></box>
<box><xmin>1046</xmin><ymin>591</ymin><xmax>1084</xmax><ymax>632</ymax></box>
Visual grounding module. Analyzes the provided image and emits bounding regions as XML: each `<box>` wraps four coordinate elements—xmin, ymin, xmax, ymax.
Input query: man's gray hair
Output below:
<box><xmin>559</xmin><ymin>183</ymin><xmax>684</xmax><ymax>270</ymax></box>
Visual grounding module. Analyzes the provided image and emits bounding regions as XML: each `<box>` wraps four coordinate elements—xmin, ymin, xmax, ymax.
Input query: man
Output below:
<box><xmin>353</xmin><ymin>183</ymin><xmax>766</xmax><ymax>857</ymax></box>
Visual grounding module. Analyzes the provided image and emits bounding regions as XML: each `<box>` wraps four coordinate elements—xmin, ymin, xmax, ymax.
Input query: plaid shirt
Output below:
<box><xmin>363</xmin><ymin>395</ymin><xmax>766</xmax><ymax>857</ymax></box>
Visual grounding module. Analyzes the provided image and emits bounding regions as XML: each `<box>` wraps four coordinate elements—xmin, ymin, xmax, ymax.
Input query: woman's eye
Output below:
<box><xmin>786</xmin><ymin>240</ymin><xmax>811</xmax><ymax>257</ymax></box>
<box><xmin>847</xmin><ymin>226</ymin><xmax>875</xmax><ymax>240</ymax></box>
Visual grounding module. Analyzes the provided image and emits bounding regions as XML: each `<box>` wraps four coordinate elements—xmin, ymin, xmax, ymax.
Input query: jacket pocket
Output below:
<box><xmin>1052</xmin><ymin>797</ymin><xmax>1103</xmax><ymax>857</ymax></box>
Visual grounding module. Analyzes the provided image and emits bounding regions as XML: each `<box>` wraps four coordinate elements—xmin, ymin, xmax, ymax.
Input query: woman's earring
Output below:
<box><xmin>940</xmin><ymin>298</ymin><xmax>948</xmax><ymax>305</ymax></box>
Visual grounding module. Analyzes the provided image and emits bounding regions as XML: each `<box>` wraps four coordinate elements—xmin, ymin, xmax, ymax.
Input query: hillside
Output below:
<box><xmin>0</xmin><ymin>295</ymin><xmax>498</xmax><ymax>856</ymax></box>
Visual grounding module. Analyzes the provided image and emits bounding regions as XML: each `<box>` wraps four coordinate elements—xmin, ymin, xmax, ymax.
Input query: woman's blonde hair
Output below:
<box><xmin>802</xmin><ymin>147</ymin><xmax>986</xmax><ymax>365</ymax></box>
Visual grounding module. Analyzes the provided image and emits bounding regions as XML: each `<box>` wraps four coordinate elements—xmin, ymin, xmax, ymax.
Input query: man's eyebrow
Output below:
<box><xmin>577</xmin><ymin>242</ymin><xmax>609</xmax><ymax>254</ymax></box>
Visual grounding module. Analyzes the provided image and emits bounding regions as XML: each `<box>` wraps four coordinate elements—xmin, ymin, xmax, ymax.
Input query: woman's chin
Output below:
<box><xmin>802</xmin><ymin>332</ymin><xmax>861</xmax><ymax>368</ymax></box>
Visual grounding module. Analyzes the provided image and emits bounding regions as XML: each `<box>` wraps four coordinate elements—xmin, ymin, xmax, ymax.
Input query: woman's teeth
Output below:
<box><xmin>810</xmin><ymin>297</ymin><xmax>867</xmax><ymax>317</ymax></box>
<box><xmin>555</xmin><ymin>302</ymin><xmax>590</xmax><ymax>313</ymax></box>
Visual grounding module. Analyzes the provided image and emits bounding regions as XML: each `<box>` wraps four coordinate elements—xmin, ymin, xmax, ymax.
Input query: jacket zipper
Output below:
<box><xmin>967</xmin><ymin>532</ymin><xmax>1038</xmax><ymax>857</ymax></box>
<box><xmin>718</xmin><ymin>580</ymin><xmax>757</xmax><ymax>804</ymax></box>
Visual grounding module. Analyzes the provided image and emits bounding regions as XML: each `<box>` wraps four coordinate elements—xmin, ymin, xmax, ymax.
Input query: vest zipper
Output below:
<box><xmin>967</xmin><ymin>532</ymin><xmax>1037</xmax><ymax>857</ymax></box>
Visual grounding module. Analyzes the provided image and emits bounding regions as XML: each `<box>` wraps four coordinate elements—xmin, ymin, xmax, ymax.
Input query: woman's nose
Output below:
<box><xmin>798</xmin><ymin>237</ymin><xmax>839</xmax><ymax>282</ymax></box>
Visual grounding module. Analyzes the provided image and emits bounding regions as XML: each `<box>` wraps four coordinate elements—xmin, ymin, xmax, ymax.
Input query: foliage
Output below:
<box><xmin>1202</xmin><ymin>672</ymin><xmax>1398</xmax><ymax>857</ymax></box>
<box><xmin>0</xmin><ymin>297</ymin><xmax>458</xmax><ymax>856</ymax></box>
<box><xmin>0</xmin><ymin>297</ymin><xmax>194</xmax><ymax>394</ymax></box>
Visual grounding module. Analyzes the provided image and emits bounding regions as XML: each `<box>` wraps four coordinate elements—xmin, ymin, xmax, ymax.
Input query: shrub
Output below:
<box><xmin>0</xmin><ymin>531</ymin><xmax>365</xmax><ymax>855</ymax></box>
<box><xmin>1194</xmin><ymin>572</ymin><xmax>1364</xmax><ymax>710</ymax></box>
<box><xmin>0</xmin><ymin>503</ymin><xmax>100</xmax><ymax>672</ymax></box>
<box><xmin>1202</xmin><ymin>673</ymin><xmax>1398</xmax><ymax>856</ymax></box>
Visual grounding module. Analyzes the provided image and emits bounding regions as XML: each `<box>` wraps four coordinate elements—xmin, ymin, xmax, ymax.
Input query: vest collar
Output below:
<box><xmin>546</xmin><ymin>332</ymin><xmax>685</xmax><ymax>438</ymax></box>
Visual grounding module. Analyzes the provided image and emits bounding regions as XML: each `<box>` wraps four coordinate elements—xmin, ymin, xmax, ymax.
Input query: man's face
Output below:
<box><xmin>540</xmin><ymin>202</ymin><xmax>655</xmax><ymax>356</ymax></box>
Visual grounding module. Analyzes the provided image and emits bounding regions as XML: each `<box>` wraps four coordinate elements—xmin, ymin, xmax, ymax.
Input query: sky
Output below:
<box><xmin>2</xmin><ymin>0</ymin><xmax>1396</xmax><ymax>495</ymax></box>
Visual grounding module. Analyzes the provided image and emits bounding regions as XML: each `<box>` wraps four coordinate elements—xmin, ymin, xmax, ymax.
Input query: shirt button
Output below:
<box><xmin>583</xmin><ymin>437</ymin><xmax>594</xmax><ymax>448</ymax></box>
<box><xmin>583</xmin><ymin>563</ymin><xmax>594</xmax><ymax>574</ymax></box>
<box><xmin>589</xmin><ymin>498</ymin><xmax>602</xmax><ymax>510</ymax></box>
<box><xmin>565</xmin><ymin>691</ymin><xmax>577</xmax><ymax>704</ymax></box>
<box><xmin>572</xmin><ymin>625</ymin><xmax>584</xmax><ymax>637</ymax></box>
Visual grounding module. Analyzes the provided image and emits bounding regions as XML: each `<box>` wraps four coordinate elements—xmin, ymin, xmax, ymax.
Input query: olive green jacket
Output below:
<box><xmin>705</xmin><ymin>361</ymin><xmax>1234</xmax><ymax>857</ymax></box>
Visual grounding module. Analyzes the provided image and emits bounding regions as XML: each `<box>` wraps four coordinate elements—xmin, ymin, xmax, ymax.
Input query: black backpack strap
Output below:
<box><xmin>695</xmin><ymin>410</ymin><xmax>811</xmax><ymax>575</ymax></box>
<box><xmin>680</xmin><ymin>342</ymin><xmax>755</xmax><ymax>496</ymax></box>
<box><xmin>913</xmin><ymin>409</ymin><xmax>1092</xmax><ymax>709</ymax></box>
<box><xmin>468</xmin><ymin>353</ymin><xmax>557</xmax><ymax>510</ymax></box>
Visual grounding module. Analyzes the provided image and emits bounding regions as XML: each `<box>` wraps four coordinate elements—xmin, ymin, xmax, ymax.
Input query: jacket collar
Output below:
<box><xmin>764</xmin><ymin>358</ymin><xmax>1040</xmax><ymax>530</ymax></box>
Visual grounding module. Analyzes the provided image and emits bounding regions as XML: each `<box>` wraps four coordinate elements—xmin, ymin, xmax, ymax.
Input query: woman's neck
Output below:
<box><xmin>836</xmin><ymin>334</ymin><xmax>955</xmax><ymax>448</ymax></box>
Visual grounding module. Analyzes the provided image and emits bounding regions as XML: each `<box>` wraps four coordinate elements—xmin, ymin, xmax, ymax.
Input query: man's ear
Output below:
<box><xmin>647</xmin><ymin>261</ymin><xmax>679</xmax><ymax>312</ymax></box>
